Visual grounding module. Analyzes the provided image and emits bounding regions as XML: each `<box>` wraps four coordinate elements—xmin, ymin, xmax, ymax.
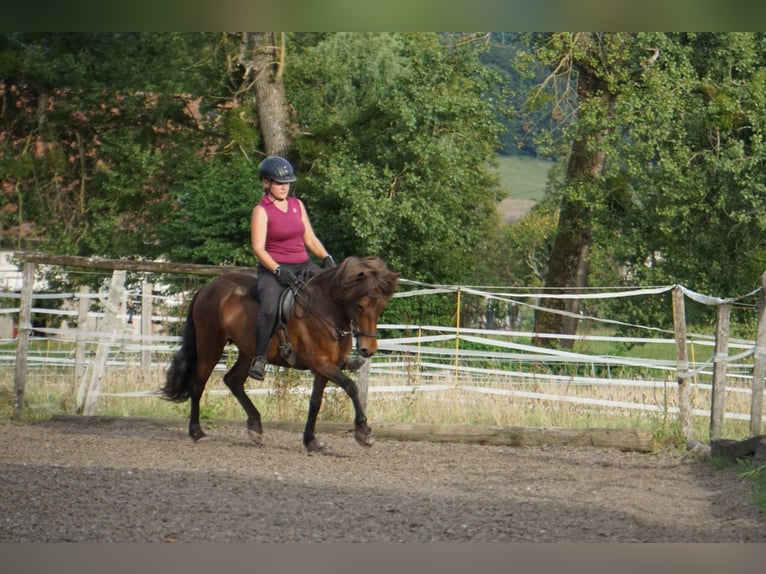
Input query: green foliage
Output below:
<box><xmin>158</xmin><ymin>155</ymin><xmax>259</xmax><ymax>266</ymax></box>
<box><xmin>6</xmin><ymin>32</ymin><xmax>766</xmax><ymax>333</ymax></box>
<box><xmin>221</xmin><ymin>106</ymin><xmax>260</xmax><ymax>155</ymax></box>
<box><xmin>287</xmin><ymin>33</ymin><xmax>506</xmax><ymax>288</ymax></box>
<box><xmin>516</xmin><ymin>32</ymin><xmax>766</xmax><ymax>332</ymax></box>
<box><xmin>0</xmin><ymin>33</ymin><xmax>233</xmax><ymax>257</ymax></box>
<box><xmin>616</xmin><ymin>33</ymin><xmax>766</xmax><ymax>301</ymax></box>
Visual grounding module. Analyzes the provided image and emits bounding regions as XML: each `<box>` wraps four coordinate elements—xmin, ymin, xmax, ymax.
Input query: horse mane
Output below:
<box><xmin>314</xmin><ymin>256</ymin><xmax>399</xmax><ymax>303</ymax></box>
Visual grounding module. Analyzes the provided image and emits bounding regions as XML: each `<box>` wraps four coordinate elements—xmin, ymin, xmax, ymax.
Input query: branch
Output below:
<box><xmin>640</xmin><ymin>48</ymin><xmax>660</xmax><ymax>70</ymax></box>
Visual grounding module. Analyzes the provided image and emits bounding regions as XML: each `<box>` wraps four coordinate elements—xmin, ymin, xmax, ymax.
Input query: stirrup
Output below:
<box><xmin>343</xmin><ymin>354</ymin><xmax>366</xmax><ymax>372</ymax></box>
<box><xmin>248</xmin><ymin>356</ymin><xmax>268</xmax><ymax>380</ymax></box>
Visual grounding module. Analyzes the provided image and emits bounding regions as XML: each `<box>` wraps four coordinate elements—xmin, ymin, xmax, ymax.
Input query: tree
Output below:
<box><xmin>516</xmin><ymin>32</ymin><xmax>766</xmax><ymax>336</ymax></box>
<box><xmin>239</xmin><ymin>32</ymin><xmax>292</xmax><ymax>157</ymax></box>
<box><xmin>621</xmin><ymin>33</ymin><xmax>766</xmax><ymax>300</ymax></box>
<box><xmin>157</xmin><ymin>155</ymin><xmax>259</xmax><ymax>266</ymax></box>
<box><xmin>519</xmin><ymin>33</ymin><xmax>687</xmax><ymax>345</ymax></box>
<box><xmin>285</xmin><ymin>33</ymin><xmax>506</xmax><ymax>288</ymax></box>
<box><xmin>0</xmin><ymin>33</ymin><xmax>226</xmax><ymax>257</ymax></box>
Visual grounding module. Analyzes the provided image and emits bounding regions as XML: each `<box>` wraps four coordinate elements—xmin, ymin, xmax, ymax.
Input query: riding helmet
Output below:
<box><xmin>258</xmin><ymin>156</ymin><xmax>297</xmax><ymax>183</ymax></box>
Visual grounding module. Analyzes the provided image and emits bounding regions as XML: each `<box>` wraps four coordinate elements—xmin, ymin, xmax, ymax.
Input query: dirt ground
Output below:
<box><xmin>1</xmin><ymin>417</ymin><xmax>764</xmax><ymax>542</ymax></box>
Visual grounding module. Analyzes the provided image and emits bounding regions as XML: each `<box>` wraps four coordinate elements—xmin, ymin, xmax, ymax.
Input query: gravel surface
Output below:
<box><xmin>1</xmin><ymin>417</ymin><xmax>764</xmax><ymax>542</ymax></box>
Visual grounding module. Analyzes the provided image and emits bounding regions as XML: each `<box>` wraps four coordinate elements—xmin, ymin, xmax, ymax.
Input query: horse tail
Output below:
<box><xmin>161</xmin><ymin>291</ymin><xmax>200</xmax><ymax>402</ymax></box>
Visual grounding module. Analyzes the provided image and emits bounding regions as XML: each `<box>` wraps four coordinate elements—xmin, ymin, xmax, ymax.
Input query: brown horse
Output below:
<box><xmin>161</xmin><ymin>256</ymin><xmax>399</xmax><ymax>452</ymax></box>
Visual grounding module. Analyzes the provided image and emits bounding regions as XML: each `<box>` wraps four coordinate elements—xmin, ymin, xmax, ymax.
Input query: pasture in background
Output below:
<box><xmin>493</xmin><ymin>154</ymin><xmax>551</xmax><ymax>224</ymax></box>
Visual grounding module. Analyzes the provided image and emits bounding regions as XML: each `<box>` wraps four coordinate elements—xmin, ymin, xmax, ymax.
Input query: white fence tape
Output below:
<box><xmin>3</xmin><ymin>277</ymin><xmax>765</xmax><ymax>423</ymax></box>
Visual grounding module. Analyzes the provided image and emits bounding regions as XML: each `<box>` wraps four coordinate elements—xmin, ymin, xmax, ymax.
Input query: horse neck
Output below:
<box><xmin>301</xmin><ymin>277</ymin><xmax>351</xmax><ymax>326</ymax></box>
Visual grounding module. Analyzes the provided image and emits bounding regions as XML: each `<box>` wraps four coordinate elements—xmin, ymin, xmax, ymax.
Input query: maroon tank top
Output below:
<box><xmin>258</xmin><ymin>196</ymin><xmax>308</xmax><ymax>264</ymax></box>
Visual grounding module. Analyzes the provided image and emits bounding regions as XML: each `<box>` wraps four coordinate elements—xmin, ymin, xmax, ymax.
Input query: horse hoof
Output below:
<box><xmin>306</xmin><ymin>439</ymin><xmax>325</xmax><ymax>453</ymax></box>
<box><xmin>191</xmin><ymin>432</ymin><xmax>207</xmax><ymax>443</ymax></box>
<box><xmin>354</xmin><ymin>429</ymin><xmax>375</xmax><ymax>448</ymax></box>
<box><xmin>248</xmin><ymin>429</ymin><xmax>265</xmax><ymax>446</ymax></box>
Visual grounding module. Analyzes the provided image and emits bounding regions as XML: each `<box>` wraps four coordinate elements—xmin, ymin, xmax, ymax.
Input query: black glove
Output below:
<box><xmin>274</xmin><ymin>266</ymin><xmax>299</xmax><ymax>288</ymax></box>
<box><xmin>323</xmin><ymin>255</ymin><xmax>337</xmax><ymax>269</ymax></box>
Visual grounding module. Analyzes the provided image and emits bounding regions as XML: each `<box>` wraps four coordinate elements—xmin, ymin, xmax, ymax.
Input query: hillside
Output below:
<box><xmin>493</xmin><ymin>155</ymin><xmax>552</xmax><ymax>224</ymax></box>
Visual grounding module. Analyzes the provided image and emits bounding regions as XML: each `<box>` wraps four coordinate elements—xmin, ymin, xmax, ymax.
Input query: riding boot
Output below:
<box><xmin>248</xmin><ymin>356</ymin><xmax>268</xmax><ymax>380</ymax></box>
<box><xmin>249</xmin><ymin>326</ymin><xmax>272</xmax><ymax>380</ymax></box>
<box><xmin>343</xmin><ymin>353</ymin><xmax>367</xmax><ymax>371</ymax></box>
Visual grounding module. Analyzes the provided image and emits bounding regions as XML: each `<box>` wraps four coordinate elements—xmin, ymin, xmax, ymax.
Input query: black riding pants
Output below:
<box><xmin>254</xmin><ymin>261</ymin><xmax>318</xmax><ymax>358</ymax></box>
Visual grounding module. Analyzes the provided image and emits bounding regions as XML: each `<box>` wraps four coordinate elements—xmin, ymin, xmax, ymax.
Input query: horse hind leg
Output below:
<box><xmin>188</xmin><ymin>387</ymin><xmax>206</xmax><ymax>441</ymax></box>
<box><xmin>188</xmin><ymin>346</ymin><xmax>225</xmax><ymax>442</ymax></box>
<box><xmin>224</xmin><ymin>353</ymin><xmax>264</xmax><ymax>444</ymax></box>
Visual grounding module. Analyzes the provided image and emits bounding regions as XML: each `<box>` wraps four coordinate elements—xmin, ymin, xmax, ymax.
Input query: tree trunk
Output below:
<box><xmin>533</xmin><ymin>49</ymin><xmax>610</xmax><ymax>348</ymax></box>
<box><xmin>244</xmin><ymin>32</ymin><xmax>292</xmax><ymax>157</ymax></box>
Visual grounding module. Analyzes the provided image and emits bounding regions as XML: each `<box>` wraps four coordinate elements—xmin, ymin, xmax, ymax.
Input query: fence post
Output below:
<box><xmin>454</xmin><ymin>288</ymin><xmax>461</xmax><ymax>385</ymax></box>
<box><xmin>673</xmin><ymin>286</ymin><xmax>692</xmax><ymax>439</ymax></box>
<box><xmin>710</xmin><ymin>302</ymin><xmax>731</xmax><ymax>440</ymax></box>
<box><xmin>141</xmin><ymin>281</ymin><xmax>153</xmax><ymax>383</ymax></box>
<box><xmin>82</xmin><ymin>269</ymin><xmax>126</xmax><ymax>416</ymax></box>
<box><xmin>12</xmin><ymin>262</ymin><xmax>35</xmax><ymax>419</ymax></box>
<box><xmin>74</xmin><ymin>285</ymin><xmax>90</xmax><ymax>411</ymax></box>
<box><xmin>751</xmin><ymin>271</ymin><xmax>766</xmax><ymax>437</ymax></box>
<box><xmin>358</xmin><ymin>359</ymin><xmax>370</xmax><ymax>412</ymax></box>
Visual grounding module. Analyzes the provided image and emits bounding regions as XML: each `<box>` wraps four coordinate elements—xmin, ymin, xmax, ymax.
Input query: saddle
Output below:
<box><xmin>258</xmin><ymin>267</ymin><xmax>363</xmax><ymax>372</ymax></box>
<box><xmin>272</xmin><ymin>267</ymin><xmax>316</xmax><ymax>368</ymax></box>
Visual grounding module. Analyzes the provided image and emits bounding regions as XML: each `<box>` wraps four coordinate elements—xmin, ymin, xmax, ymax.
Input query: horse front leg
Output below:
<box><xmin>304</xmin><ymin>376</ymin><xmax>328</xmax><ymax>452</ymax></box>
<box><xmin>331</xmin><ymin>370</ymin><xmax>374</xmax><ymax>448</ymax></box>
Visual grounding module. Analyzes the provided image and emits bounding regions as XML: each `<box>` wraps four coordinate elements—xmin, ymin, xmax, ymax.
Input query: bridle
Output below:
<box><xmin>338</xmin><ymin>321</ymin><xmax>379</xmax><ymax>341</ymax></box>
<box><xmin>293</xmin><ymin>279</ymin><xmax>383</xmax><ymax>342</ymax></box>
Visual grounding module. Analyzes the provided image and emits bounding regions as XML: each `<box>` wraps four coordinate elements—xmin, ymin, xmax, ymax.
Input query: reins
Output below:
<box><xmin>290</xmin><ymin>274</ymin><xmax>381</xmax><ymax>341</ymax></box>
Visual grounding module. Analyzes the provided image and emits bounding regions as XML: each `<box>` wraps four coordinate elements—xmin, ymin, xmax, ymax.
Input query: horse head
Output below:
<box><xmin>327</xmin><ymin>256</ymin><xmax>400</xmax><ymax>358</ymax></box>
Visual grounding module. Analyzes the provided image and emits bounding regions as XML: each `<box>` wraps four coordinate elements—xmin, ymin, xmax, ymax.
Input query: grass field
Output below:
<box><xmin>494</xmin><ymin>154</ymin><xmax>552</xmax><ymax>201</ymax></box>
<box><xmin>493</xmin><ymin>154</ymin><xmax>552</xmax><ymax>223</ymax></box>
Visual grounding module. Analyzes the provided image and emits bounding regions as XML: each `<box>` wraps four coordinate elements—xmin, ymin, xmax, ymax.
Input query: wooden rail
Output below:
<box><xmin>18</xmin><ymin>251</ymin><xmax>257</xmax><ymax>276</ymax></box>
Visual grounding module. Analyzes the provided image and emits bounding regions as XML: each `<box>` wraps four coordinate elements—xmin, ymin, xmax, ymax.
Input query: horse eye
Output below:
<box><xmin>356</xmin><ymin>304</ymin><xmax>364</xmax><ymax>314</ymax></box>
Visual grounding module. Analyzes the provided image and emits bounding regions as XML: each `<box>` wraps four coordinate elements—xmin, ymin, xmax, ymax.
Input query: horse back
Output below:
<box><xmin>193</xmin><ymin>272</ymin><xmax>259</xmax><ymax>340</ymax></box>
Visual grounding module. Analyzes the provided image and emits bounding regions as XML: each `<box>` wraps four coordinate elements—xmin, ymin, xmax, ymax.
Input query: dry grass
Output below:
<box><xmin>497</xmin><ymin>198</ymin><xmax>537</xmax><ymax>224</ymax></box>
<box><xmin>2</xmin><ymin>360</ymin><xmax>760</xmax><ymax>446</ymax></box>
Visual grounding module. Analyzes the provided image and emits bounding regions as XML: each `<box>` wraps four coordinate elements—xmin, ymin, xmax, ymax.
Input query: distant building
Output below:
<box><xmin>0</xmin><ymin>251</ymin><xmax>51</xmax><ymax>338</ymax></box>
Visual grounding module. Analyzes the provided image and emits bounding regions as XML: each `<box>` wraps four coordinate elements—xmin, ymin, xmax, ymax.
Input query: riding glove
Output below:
<box><xmin>274</xmin><ymin>266</ymin><xmax>299</xmax><ymax>288</ymax></box>
<box><xmin>323</xmin><ymin>255</ymin><xmax>336</xmax><ymax>268</ymax></box>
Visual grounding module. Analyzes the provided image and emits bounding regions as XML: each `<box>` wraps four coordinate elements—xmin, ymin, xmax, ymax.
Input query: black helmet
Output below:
<box><xmin>258</xmin><ymin>156</ymin><xmax>296</xmax><ymax>183</ymax></box>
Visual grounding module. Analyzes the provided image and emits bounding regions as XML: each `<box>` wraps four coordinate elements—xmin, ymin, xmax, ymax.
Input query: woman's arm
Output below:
<box><xmin>251</xmin><ymin>204</ymin><xmax>279</xmax><ymax>272</ymax></box>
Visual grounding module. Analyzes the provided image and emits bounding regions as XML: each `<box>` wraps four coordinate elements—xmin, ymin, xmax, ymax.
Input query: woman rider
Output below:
<box><xmin>248</xmin><ymin>156</ymin><xmax>364</xmax><ymax>379</ymax></box>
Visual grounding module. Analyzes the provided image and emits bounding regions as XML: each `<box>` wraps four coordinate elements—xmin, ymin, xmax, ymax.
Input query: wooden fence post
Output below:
<box><xmin>74</xmin><ymin>285</ymin><xmax>90</xmax><ymax>410</ymax></box>
<box><xmin>673</xmin><ymin>286</ymin><xmax>692</xmax><ymax>439</ymax></box>
<box><xmin>710</xmin><ymin>302</ymin><xmax>731</xmax><ymax>441</ymax></box>
<box><xmin>751</xmin><ymin>271</ymin><xmax>766</xmax><ymax>437</ymax></box>
<box><xmin>141</xmin><ymin>281</ymin><xmax>153</xmax><ymax>383</ymax></box>
<box><xmin>82</xmin><ymin>269</ymin><xmax>126</xmax><ymax>416</ymax></box>
<box><xmin>12</xmin><ymin>262</ymin><xmax>35</xmax><ymax>419</ymax></box>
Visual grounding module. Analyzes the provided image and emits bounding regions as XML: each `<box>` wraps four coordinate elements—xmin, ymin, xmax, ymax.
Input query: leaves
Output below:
<box><xmin>289</xmin><ymin>33</ymin><xmax>505</xmax><ymax>284</ymax></box>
